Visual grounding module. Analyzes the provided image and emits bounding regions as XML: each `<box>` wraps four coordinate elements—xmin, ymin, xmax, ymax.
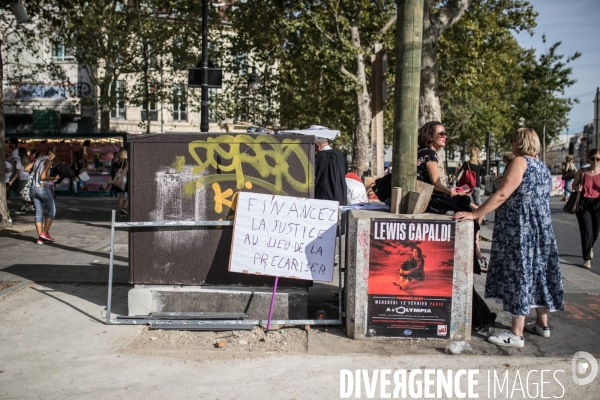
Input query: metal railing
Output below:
<box><xmin>106</xmin><ymin>210</ymin><xmax>344</xmax><ymax>328</ymax></box>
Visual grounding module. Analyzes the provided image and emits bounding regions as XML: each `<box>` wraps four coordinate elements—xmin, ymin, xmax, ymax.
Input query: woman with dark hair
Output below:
<box><xmin>23</xmin><ymin>147</ymin><xmax>61</xmax><ymax>244</ymax></box>
<box><xmin>571</xmin><ymin>149</ymin><xmax>600</xmax><ymax>269</ymax></box>
<box><xmin>417</xmin><ymin>121</ymin><xmax>468</xmax><ymax>205</ymax></box>
<box><xmin>454</xmin><ymin>128</ymin><xmax>563</xmax><ymax>348</ymax></box>
<box><xmin>417</xmin><ymin>122</ymin><xmax>488</xmax><ymax>275</ymax></box>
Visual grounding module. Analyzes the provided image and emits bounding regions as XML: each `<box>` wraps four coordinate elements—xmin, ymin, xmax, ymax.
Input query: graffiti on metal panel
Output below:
<box><xmin>171</xmin><ymin>135</ymin><xmax>311</xmax><ymax>218</ymax></box>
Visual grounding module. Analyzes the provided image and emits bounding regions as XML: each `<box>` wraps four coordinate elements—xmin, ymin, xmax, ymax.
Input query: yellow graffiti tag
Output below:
<box><xmin>183</xmin><ymin>135</ymin><xmax>311</xmax><ymax>198</ymax></box>
<box><xmin>212</xmin><ymin>183</ymin><xmax>234</xmax><ymax>214</ymax></box>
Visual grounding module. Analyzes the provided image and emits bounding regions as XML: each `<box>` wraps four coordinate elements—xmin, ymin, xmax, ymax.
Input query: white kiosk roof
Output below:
<box><xmin>279</xmin><ymin>129</ymin><xmax>341</xmax><ymax>140</ymax></box>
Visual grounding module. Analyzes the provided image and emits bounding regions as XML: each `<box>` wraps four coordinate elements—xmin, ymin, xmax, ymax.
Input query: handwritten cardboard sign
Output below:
<box><xmin>229</xmin><ymin>192</ymin><xmax>339</xmax><ymax>281</ymax></box>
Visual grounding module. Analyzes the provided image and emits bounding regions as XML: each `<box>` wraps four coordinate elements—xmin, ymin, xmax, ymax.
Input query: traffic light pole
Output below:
<box><xmin>485</xmin><ymin>131</ymin><xmax>492</xmax><ymax>178</ymax></box>
<box><xmin>595</xmin><ymin>87</ymin><xmax>599</xmax><ymax>149</ymax></box>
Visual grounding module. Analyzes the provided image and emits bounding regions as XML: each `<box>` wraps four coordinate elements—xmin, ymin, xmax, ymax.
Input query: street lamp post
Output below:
<box><xmin>247</xmin><ymin>67</ymin><xmax>260</xmax><ymax>125</ymax></box>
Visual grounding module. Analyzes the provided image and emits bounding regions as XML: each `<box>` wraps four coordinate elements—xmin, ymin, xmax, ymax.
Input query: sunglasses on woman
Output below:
<box><xmin>438</xmin><ymin>131</ymin><xmax>449</xmax><ymax>137</ymax></box>
<box><xmin>591</xmin><ymin>157</ymin><xmax>600</xmax><ymax>162</ymax></box>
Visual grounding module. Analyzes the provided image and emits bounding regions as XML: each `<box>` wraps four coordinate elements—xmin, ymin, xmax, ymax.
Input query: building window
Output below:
<box><xmin>110</xmin><ymin>81</ymin><xmax>126</xmax><ymax>119</ymax></box>
<box><xmin>172</xmin><ymin>85</ymin><xmax>187</xmax><ymax>122</ymax></box>
<box><xmin>233</xmin><ymin>53</ymin><xmax>248</xmax><ymax>75</ymax></box>
<box><xmin>172</xmin><ymin>38</ymin><xmax>189</xmax><ymax>71</ymax></box>
<box><xmin>52</xmin><ymin>43</ymin><xmax>75</xmax><ymax>61</ymax></box>
<box><xmin>141</xmin><ymin>87</ymin><xmax>158</xmax><ymax>121</ymax></box>
<box><xmin>141</xmin><ymin>42</ymin><xmax>158</xmax><ymax>70</ymax></box>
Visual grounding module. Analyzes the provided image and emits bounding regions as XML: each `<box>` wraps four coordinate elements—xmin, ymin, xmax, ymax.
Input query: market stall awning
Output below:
<box><xmin>7</xmin><ymin>132</ymin><xmax>129</xmax><ymax>140</ymax></box>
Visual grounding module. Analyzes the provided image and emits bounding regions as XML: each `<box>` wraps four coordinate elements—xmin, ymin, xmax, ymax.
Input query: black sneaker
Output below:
<box><xmin>121</xmin><ymin>209</ymin><xmax>129</xmax><ymax>216</ymax></box>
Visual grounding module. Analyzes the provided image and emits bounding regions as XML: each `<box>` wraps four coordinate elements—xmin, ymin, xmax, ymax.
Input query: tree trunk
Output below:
<box><xmin>393</xmin><ymin>0</ymin><xmax>424</xmax><ymax>213</ymax></box>
<box><xmin>0</xmin><ymin>40</ymin><xmax>9</xmax><ymax>228</ymax></box>
<box><xmin>354</xmin><ymin>87</ymin><xmax>371</xmax><ymax>176</ymax></box>
<box><xmin>99</xmin><ymin>76</ymin><xmax>112</xmax><ymax>134</ymax></box>
<box><xmin>419</xmin><ymin>5</ymin><xmax>441</xmax><ymax>125</ymax></box>
<box><xmin>420</xmin><ymin>5</ymin><xmax>445</xmax><ymax>183</ymax></box>
<box><xmin>142</xmin><ymin>40</ymin><xmax>151</xmax><ymax>134</ymax></box>
<box><xmin>419</xmin><ymin>0</ymin><xmax>471</xmax><ymax>184</ymax></box>
<box><xmin>350</xmin><ymin>23</ymin><xmax>371</xmax><ymax>177</ymax></box>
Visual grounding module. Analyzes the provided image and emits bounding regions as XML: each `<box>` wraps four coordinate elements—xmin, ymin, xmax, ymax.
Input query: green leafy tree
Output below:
<box><xmin>437</xmin><ymin>0</ymin><xmax>537</xmax><ymax>154</ymax></box>
<box><xmin>55</xmin><ymin>0</ymin><xmax>205</xmax><ymax>134</ymax></box>
<box><xmin>222</xmin><ymin>0</ymin><xmax>398</xmax><ymax>175</ymax></box>
<box><xmin>515</xmin><ymin>35</ymin><xmax>580</xmax><ymax>153</ymax></box>
<box><xmin>1</xmin><ymin>1</ymin><xmax>64</xmax><ymax>228</ymax></box>
<box><xmin>54</xmin><ymin>0</ymin><xmax>138</xmax><ymax>133</ymax></box>
<box><xmin>125</xmin><ymin>1</ymin><xmax>206</xmax><ymax>133</ymax></box>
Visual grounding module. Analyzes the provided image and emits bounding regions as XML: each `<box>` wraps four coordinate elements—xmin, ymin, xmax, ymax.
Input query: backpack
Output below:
<box><xmin>372</xmin><ymin>173</ymin><xmax>392</xmax><ymax>203</ymax></box>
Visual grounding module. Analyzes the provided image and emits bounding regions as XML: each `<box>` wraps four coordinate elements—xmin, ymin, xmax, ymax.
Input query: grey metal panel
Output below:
<box><xmin>129</xmin><ymin>133</ymin><xmax>315</xmax><ymax>286</ymax></box>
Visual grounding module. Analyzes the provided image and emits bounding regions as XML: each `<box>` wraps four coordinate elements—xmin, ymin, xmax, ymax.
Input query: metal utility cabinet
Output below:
<box><xmin>127</xmin><ymin>133</ymin><xmax>315</xmax><ymax>287</ymax></box>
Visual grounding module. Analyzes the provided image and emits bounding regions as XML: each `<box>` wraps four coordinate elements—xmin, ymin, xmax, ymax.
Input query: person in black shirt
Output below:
<box><xmin>418</xmin><ymin>121</ymin><xmax>485</xmax><ymax>274</ymax></box>
<box><xmin>314</xmin><ymin>135</ymin><xmax>348</xmax><ymax>206</ymax></box>
<box><xmin>417</xmin><ymin>121</ymin><xmax>468</xmax><ymax>205</ymax></box>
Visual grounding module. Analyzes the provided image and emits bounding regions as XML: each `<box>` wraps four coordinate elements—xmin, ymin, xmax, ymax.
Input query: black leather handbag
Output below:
<box><xmin>563</xmin><ymin>174</ymin><xmax>582</xmax><ymax>214</ymax></box>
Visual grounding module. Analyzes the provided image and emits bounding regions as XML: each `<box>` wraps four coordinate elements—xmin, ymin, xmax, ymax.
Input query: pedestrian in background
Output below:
<box><xmin>8</xmin><ymin>148</ymin><xmax>33</xmax><ymax>211</ymax></box>
<box><xmin>562</xmin><ymin>155</ymin><xmax>577</xmax><ymax>201</ymax></box>
<box><xmin>4</xmin><ymin>151</ymin><xmax>12</xmax><ymax>200</ymax></box>
<box><xmin>457</xmin><ymin>147</ymin><xmax>484</xmax><ymax>206</ymax></box>
<box><xmin>7</xmin><ymin>138</ymin><xmax>19</xmax><ymax>182</ymax></box>
<box><xmin>71</xmin><ymin>156</ymin><xmax>83</xmax><ymax>196</ymax></box>
<box><xmin>24</xmin><ymin>147</ymin><xmax>61</xmax><ymax>244</ymax></box>
<box><xmin>312</xmin><ymin>126</ymin><xmax>347</xmax><ymax>206</ymax></box>
<box><xmin>112</xmin><ymin>148</ymin><xmax>129</xmax><ymax>217</ymax></box>
<box><xmin>503</xmin><ymin>152</ymin><xmax>515</xmax><ymax>167</ymax></box>
<box><xmin>571</xmin><ymin>149</ymin><xmax>600</xmax><ymax>269</ymax></box>
<box><xmin>454</xmin><ymin>128</ymin><xmax>563</xmax><ymax>348</ymax></box>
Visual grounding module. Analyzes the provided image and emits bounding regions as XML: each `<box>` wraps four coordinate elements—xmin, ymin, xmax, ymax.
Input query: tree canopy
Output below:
<box><xmin>438</xmin><ymin>0</ymin><xmax>537</xmax><ymax>152</ymax></box>
<box><xmin>438</xmin><ymin>1</ymin><xmax>579</xmax><ymax>154</ymax></box>
<box><xmin>222</xmin><ymin>0</ymin><xmax>580</xmax><ymax>167</ymax></box>
<box><xmin>1</xmin><ymin>0</ymin><xmax>67</xmax><ymax>227</ymax></box>
<box><xmin>220</xmin><ymin>0</ymin><xmax>398</xmax><ymax>175</ymax></box>
<box><xmin>54</xmin><ymin>0</ymin><xmax>207</xmax><ymax>133</ymax></box>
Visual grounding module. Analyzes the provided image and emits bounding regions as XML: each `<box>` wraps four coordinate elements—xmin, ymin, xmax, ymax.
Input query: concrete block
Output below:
<box><xmin>128</xmin><ymin>286</ymin><xmax>308</xmax><ymax>320</ymax></box>
<box><xmin>345</xmin><ymin>210</ymin><xmax>473</xmax><ymax>341</ymax></box>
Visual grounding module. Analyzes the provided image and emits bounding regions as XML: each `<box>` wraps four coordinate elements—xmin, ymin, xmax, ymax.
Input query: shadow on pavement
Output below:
<box><xmin>30</xmin><ymin>283</ymin><xmax>131</xmax><ymax>319</ymax></box>
<box><xmin>3</xmin><ymin>232</ymin><xmax>129</xmax><ymax>264</ymax></box>
<box><xmin>4</xmin><ymin>264</ymin><xmax>129</xmax><ymax>284</ymax></box>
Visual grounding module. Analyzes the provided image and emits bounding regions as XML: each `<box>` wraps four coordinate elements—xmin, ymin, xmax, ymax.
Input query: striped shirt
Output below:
<box><xmin>32</xmin><ymin>156</ymin><xmax>49</xmax><ymax>187</ymax></box>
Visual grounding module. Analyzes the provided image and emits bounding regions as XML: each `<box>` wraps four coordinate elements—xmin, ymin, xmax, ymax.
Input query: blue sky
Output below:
<box><xmin>515</xmin><ymin>0</ymin><xmax>600</xmax><ymax>142</ymax></box>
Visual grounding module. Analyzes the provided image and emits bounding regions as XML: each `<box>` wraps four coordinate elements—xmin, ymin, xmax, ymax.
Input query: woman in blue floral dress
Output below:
<box><xmin>454</xmin><ymin>128</ymin><xmax>564</xmax><ymax>348</ymax></box>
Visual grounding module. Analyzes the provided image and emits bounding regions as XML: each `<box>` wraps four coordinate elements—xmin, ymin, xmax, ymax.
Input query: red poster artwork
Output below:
<box><xmin>369</xmin><ymin>227</ymin><xmax>454</xmax><ymax>297</ymax></box>
<box><xmin>367</xmin><ymin>219</ymin><xmax>455</xmax><ymax>338</ymax></box>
